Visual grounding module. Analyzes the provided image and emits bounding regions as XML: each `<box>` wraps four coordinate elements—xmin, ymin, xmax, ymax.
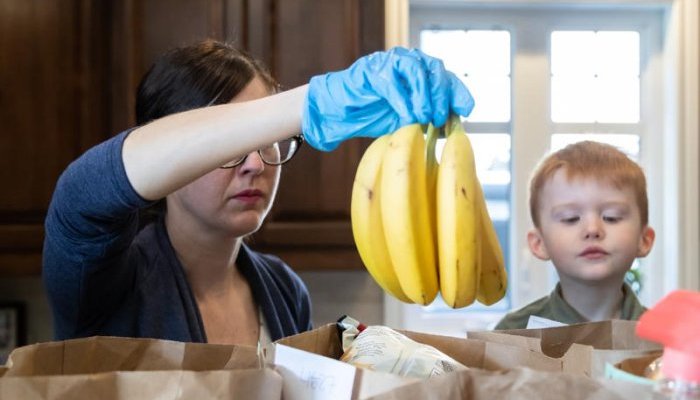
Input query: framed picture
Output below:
<box><xmin>0</xmin><ymin>302</ymin><xmax>26</xmax><ymax>364</ymax></box>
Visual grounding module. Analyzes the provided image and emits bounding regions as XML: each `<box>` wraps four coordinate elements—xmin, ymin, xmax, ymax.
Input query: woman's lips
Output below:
<box><xmin>232</xmin><ymin>189</ymin><xmax>264</xmax><ymax>204</ymax></box>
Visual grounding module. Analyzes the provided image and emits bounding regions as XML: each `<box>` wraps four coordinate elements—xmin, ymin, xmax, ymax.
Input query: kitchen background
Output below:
<box><xmin>1</xmin><ymin>0</ymin><xmax>698</xmax><ymax>351</ymax></box>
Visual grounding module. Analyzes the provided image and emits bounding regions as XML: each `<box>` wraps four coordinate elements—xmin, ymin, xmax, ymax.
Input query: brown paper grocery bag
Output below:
<box><xmin>275</xmin><ymin>323</ymin><xmax>564</xmax><ymax>372</ymax></box>
<box><xmin>272</xmin><ymin>323</ymin><xmax>577</xmax><ymax>399</ymax></box>
<box><xmin>614</xmin><ymin>352</ymin><xmax>662</xmax><ymax>378</ymax></box>
<box><xmin>396</xmin><ymin>329</ymin><xmax>564</xmax><ymax>372</ymax></box>
<box><xmin>468</xmin><ymin>320</ymin><xmax>661</xmax><ymax>377</ymax></box>
<box><xmin>272</xmin><ymin>324</ymin><xmax>411</xmax><ymax>399</ymax></box>
<box><xmin>365</xmin><ymin>366</ymin><xmax>659</xmax><ymax>400</ymax></box>
<box><xmin>0</xmin><ymin>336</ymin><xmax>277</xmax><ymax>399</ymax></box>
<box><xmin>604</xmin><ymin>350</ymin><xmax>662</xmax><ymax>387</ymax></box>
<box><xmin>3</xmin><ymin>335</ymin><xmax>259</xmax><ymax>376</ymax></box>
<box><xmin>0</xmin><ymin>368</ymin><xmax>282</xmax><ymax>400</ymax></box>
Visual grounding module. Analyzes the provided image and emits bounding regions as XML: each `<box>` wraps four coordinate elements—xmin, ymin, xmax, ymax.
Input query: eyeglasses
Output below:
<box><xmin>220</xmin><ymin>135</ymin><xmax>304</xmax><ymax>169</ymax></box>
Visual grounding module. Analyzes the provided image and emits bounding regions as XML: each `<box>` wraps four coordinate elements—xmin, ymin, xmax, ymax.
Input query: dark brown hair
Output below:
<box><xmin>136</xmin><ymin>39</ymin><xmax>278</xmax><ymax>125</ymax></box>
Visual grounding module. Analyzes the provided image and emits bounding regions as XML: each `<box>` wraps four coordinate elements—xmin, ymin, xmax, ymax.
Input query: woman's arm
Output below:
<box><xmin>123</xmin><ymin>85</ymin><xmax>307</xmax><ymax>201</ymax></box>
<box><xmin>123</xmin><ymin>47</ymin><xmax>475</xmax><ymax>201</ymax></box>
<box><xmin>44</xmin><ymin>131</ymin><xmax>153</xmax><ymax>338</ymax></box>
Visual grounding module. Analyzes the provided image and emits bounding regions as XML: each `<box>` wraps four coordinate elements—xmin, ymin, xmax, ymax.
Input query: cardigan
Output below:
<box><xmin>43</xmin><ymin>130</ymin><xmax>312</xmax><ymax>342</ymax></box>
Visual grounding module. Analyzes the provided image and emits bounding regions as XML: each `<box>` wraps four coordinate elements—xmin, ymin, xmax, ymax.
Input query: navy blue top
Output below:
<box><xmin>42</xmin><ymin>131</ymin><xmax>312</xmax><ymax>342</ymax></box>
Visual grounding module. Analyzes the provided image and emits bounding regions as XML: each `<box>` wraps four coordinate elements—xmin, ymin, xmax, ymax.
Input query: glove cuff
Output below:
<box><xmin>302</xmin><ymin>74</ymin><xmax>341</xmax><ymax>152</ymax></box>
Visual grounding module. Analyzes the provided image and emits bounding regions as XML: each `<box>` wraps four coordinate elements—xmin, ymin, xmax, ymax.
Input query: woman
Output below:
<box><xmin>42</xmin><ymin>40</ymin><xmax>474</xmax><ymax>346</ymax></box>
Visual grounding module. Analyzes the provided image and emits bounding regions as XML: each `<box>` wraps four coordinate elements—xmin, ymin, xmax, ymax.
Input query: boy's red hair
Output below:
<box><xmin>529</xmin><ymin>141</ymin><xmax>648</xmax><ymax>228</ymax></box>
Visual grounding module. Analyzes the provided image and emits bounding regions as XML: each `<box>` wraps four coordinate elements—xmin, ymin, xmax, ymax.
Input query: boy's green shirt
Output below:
<box><xmin>494</xmin><ymin>282</ymin><xmax>646</xmax><ymax>330</ymax></box>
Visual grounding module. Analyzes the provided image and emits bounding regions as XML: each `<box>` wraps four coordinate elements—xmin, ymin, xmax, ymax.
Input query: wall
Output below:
<box><xmin>0</xmin><ymin>277</ymin><xmax>53</xmax><ymax>345</ymax></box>
<box><xmin>298</xmin><ymin>271</ymin><xmax>385</xmax><ymax>327</ymax></box>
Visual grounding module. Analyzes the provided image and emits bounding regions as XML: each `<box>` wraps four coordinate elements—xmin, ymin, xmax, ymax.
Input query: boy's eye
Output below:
<box><xmin>603</xmin><ymin>215</ymin><xmax>622</xmax><ymax>223</ymax></box>
<box><xmin>560</xmin><ymin>216</ymin><xmax>579</xmax><ymax>224</ymax></box>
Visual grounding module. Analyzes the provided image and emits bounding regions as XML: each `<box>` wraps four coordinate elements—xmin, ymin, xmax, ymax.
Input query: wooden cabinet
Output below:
<box><xmin>252</xmin><ymin>0</ymin><xmax>385</xmax><ymax>269</ymax></box>
<box><xmin>0</xmin><ymin>0</ymin><xmax>114</xmax><ymax>275</ymax></box>
<box><xmin>0</xmin><ymin>0</ymin><xmax>384</xmax><ymax>275</ymax></box>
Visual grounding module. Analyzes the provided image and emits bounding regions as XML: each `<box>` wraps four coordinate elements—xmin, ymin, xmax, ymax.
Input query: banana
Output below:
<box><xmin>351</xmin><ymin>135</ymin><xmax>413</xmax><ymax>303</ymax></box>
<box><xmin>351</xmin><ymin>116</ymin><xmax>506</xmax><ymax>308</ymax></box>
<box><xmin>437</xmin><ymin>115</ymin><xmax>481</xmax><ymax>308</ymax></box>
<box><xmin>475</xmin><ymin>182</ymin><xmax>508</xmax><ymax>305</ymax></box>
<box><xmin>380</xmin><ymin>124</ymin><xmax>438</xmax><ymax>305</ymax></box>
<box><xmin>425</xmin><ymin>123</ymin><xmax>440</xmax><ymax>274</ymax></box>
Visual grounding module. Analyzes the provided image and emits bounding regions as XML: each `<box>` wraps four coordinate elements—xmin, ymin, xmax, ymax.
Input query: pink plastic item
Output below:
<box><xmin>636</xmin><ymin>290</ymin><xmax>700</xmax><ymax>382</ymax></box>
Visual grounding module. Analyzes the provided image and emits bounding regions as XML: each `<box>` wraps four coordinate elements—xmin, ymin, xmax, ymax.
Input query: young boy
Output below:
<box><xmin>494</xmin><ymin>141</ymin><xmax>655</xmax><ymax>330</ymax></box>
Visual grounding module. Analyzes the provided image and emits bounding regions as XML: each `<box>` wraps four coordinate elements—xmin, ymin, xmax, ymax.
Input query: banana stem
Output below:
<box><xmin>426</xmin><ymin>123</ymin><xmax>438</xmax><ymax>163</ymax></box>
<box><xmin>447</xmin><ymin>114</ymin><xmax>466</xmax><ymax>138</ymax></box>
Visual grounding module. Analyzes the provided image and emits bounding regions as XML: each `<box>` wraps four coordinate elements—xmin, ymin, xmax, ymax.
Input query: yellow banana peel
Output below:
<box><xmin>350</xmin><ymin>115</ymin><xmax>507</xmax><ymax>309</ymax></box>
<box><xmin>351</xmin><ymin>135</ymin><xmax>413</xmax><ymax>303</ymax></box>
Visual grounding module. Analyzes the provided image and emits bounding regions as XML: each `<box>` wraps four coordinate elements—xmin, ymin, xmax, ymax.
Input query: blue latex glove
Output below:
<box><xmin>302</xmin><ymin>47</ymin><xmax>474</xmax><ymax>151</ymax></box>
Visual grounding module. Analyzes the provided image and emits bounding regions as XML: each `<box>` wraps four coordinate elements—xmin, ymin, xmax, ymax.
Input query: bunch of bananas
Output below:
<box><xmin>351</xmin><ymin>115</ymin><xmax>507</xmax><ymax>308</ymax></box>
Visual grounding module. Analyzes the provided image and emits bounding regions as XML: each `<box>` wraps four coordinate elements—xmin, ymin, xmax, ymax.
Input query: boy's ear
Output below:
<box><xmin>637</xmin><ymin>226</ymin><xmax>656</xmax><ymax>257</ymax></box>
<box><xmin>527</xmin><ymin>228</ymin><xmax>551</xmax><ymax>261</ymax></box>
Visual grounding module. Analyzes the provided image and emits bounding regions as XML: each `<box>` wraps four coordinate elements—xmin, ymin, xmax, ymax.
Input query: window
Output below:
<box><xmin>551</xmin><ymin>31</ymin><xmax>640</xmax><ymax>124</ymax></box>
<box><xmin>386</xmin><ymin>2</ymin><xmax>670</xmax><ymax>336</ymax></box>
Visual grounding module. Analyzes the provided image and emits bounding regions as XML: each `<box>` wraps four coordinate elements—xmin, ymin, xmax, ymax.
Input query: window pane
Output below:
<box><xmin>421</xmin><ymin>30</ymin><xmax>510</xmax><ymax>75</ymax></box>
<box><xmin>551</xmin><ymin>133</ymin><xmax>640</xmax><ymax>161</ymax></box>
<box><xmin>551</xmin><ymin>31</ymin><xmax>639</xmax><ymax>76</ymax></box>
<box><xmin>468</xmin><ymin>133</ymin><xmax>511</xmax><ymax>186</ymax></box>
<box><xmin>551</xmin><ymin>30</ymin><xmax>639</xmax><ymax>123</ymax></box>
<box><xmin>420</xmin><ymin>29</ymin><xmax>511</xmax><ymax>123</ymax></box>
<box><xmin>420</xmin><ymin>30</ymin><xmax>470</xmax><ymax>73</ymax></box>
<box><xmin>596</xmin><ymin>77</ymin><xmax>640</xmax><ymax>123</ymax></box>
<box><xmin>596</xmin><ymin>31</ymin><xmax>640</xmax><ymax>76</ymax></box>
<box><xmin>551</xmin><ymin>76</ymin><xmax>597</xmax><ymax>122</ymax></box>
<box><xmin>462</xmin><ymin>30</ymin><xmax>510</xmax><ymax>75</ymax></box>
<box><xmin>464</xmin><ymin>76</ymin><xmax>511</xmax><ymax>122</ymax></box>
<box><xmin>551</xmin><ymin>31</ymin><xmax>596</xmax><ymax>76</ymax></box>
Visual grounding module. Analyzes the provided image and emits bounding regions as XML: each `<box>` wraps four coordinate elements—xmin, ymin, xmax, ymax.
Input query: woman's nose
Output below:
<box><xmin>238</xmin><ymin>151</ymin><xmax>265</xmax><ymax>174</ymax></box>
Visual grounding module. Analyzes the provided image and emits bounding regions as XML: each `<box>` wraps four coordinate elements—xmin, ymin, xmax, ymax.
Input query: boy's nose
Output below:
<box><xmin>584</xmin><ymin>230</ymin><xmax>602</xmax><ymax>239</ymax></box>
<box><xmin>583</xmin><ymin>219</ymin><xmax>604</xmax><ymax>239</ymax></box>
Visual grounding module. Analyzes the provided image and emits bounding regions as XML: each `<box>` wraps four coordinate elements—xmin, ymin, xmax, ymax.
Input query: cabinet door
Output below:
<box><xmin>249</xmin><ymin>0</ymin><xmax>385</xmax><ymax>270</ymax></box>
<box><xmin>0</xmin><ymin>0</ymin><xmax>113</xmax><ymax>275</ymax></box>
<box><xmin>116</xmin><ymin>0</ymin><xmax>386</xmax><ymax>271</ymax></box>
<box><xmin>0</xmin><ymin>0</ymin><xmax>384</xmax><ymax>275</ymax></box>
<box><xmin>0</xmin><ymin>0</ymin><xmax>234</xmax><ymax>275</ymax></box>
<box><xmin>114</xmin><ymin>0</ymin><xmax>385</xmax><ymax>270</ymax></box>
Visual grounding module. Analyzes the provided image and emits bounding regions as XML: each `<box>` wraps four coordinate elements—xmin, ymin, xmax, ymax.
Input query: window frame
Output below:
<box><xmin>383</xmin><ymin>1</ymin><xmax>691</xmax><ymax>336</ymax></box>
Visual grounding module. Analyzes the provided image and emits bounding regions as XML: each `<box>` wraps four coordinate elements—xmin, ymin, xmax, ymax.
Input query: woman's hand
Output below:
<box><xmin>302</xmin><ymin>47</ymin><xmax>475</xmax><ymax>151</ymax></box>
